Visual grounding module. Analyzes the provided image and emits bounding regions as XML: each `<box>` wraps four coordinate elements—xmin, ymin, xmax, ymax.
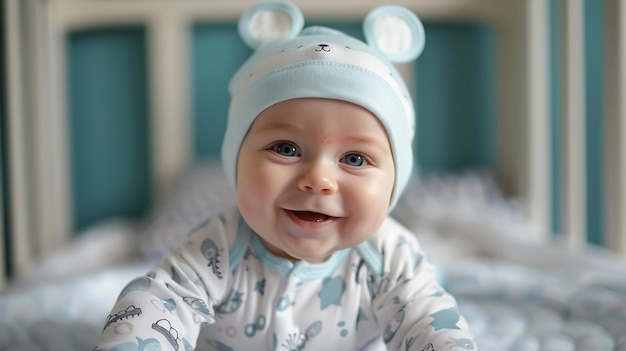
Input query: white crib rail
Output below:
<box><xmin>2</xmin><ymin>0</ymin><xmax>72</xmax><ymax>287</ymax></box>
<box><xmin>605</xmin><ymin>0</ymin><xmax>626</xmax><ymax>255</ymax></box>
<box><xmin>525</xmin><ymin>0</ymin><xmax>553</xmax><ymax>242</ymax></box>
<box><xmin>560</xmin><ymin>0</ymin><xmax>587</xmax><ymax>248</ymax></box>
<box><xmin>148</xmin><ymin>14</ymin><xmax>193</xmax><ymax>197</ymax></box>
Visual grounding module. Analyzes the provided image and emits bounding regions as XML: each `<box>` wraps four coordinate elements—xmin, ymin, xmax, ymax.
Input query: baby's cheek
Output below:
<box><xmin>237</xmin><ymin>191</ymin><xmax>262</xmax><ymax>233</ymax></box>
<box><xmin>236</xmin><ymin>172</ymin><xmax>272</xmax><ymax>214</ymax></box>
<box><xmin>364</xmin><ymin>179</ymin><xmax>393</xmax><ymax>202</ymax></box>
<box><xmin>236</xmin><ymin>181</ymin><xmax>258</xmax><ymax>211</ymax></box>
<box><xmin>238</xmin><ymin>168</ymin><xmax>270</xmax><ymax>196</ymax></box>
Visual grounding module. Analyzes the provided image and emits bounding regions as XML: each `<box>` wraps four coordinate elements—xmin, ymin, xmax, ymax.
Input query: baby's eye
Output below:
<box><xmin>341</xmin><ymin>153</ymin><xmax>367</xmax><ymax>167</ymax></box>
<box><xmin>273</xmin><ymin>142</ymin><xmax>299</xmax><ymax>157</ymax></box>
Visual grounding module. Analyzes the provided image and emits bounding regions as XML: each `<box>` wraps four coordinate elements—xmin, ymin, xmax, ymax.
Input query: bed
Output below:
<box><xmin>2</xmin><ymin>0</ymin><xmax>626</xmax><ymax>350</ymax></box>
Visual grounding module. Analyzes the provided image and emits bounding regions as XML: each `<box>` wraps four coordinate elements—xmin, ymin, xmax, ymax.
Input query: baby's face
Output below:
<box><xmin>236</xmin><ymin>98</ymin><xmax>395</xmax><ymax>263</ymax></box>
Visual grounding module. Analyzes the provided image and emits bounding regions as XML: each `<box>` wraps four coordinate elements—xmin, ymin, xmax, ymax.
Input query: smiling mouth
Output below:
<box><xmin>290</xmin><ymin>210</ymin><xmax>334</xmax><ymax>223</ymax></box>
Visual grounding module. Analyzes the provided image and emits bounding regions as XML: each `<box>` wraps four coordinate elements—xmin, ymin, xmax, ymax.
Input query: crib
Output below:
<box><xmin>1</xmin><ymin>0</ymin><xmax>625</xmax><ymax>350</ymax></box>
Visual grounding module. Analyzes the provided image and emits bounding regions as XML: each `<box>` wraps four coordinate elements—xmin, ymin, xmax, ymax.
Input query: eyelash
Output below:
<box><xmin>269</xmin><ymin>142</ymin><xmax>372</xmax><ymax>167</ymax></box>
<box><xmin>341</xmin><ymin>153</ymin><xmax>368</xmax><ymax>167</ymax></box>
<box><xmin>271</xmin><ymin>142</ymin><xmax>300</xmax><ymax>157</ymax></box>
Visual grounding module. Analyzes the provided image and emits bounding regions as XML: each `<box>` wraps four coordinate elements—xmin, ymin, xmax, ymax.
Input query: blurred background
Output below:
<box><xmin>0</xmin><ymin>0</ymin><xmax>624</xmax><ymax>289</ymax></box>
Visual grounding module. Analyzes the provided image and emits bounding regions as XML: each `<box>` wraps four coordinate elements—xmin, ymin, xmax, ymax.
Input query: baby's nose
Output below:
<box><xmin>297</xmin><ymin>161</ymin><xmax>338</xmax><ymax>194</ymax></box>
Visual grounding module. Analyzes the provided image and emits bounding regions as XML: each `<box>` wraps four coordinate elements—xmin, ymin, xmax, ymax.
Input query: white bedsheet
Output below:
<box><xmin>448</xmin><ymin>258</ymin><xmax>626</xmax><ymax>351</ymax></box>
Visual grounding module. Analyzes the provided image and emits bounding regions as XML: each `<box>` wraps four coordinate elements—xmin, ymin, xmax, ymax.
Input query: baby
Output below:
<box><xmin>96</xmin><ymin>2</ymin><xmax>476</xmax><ymax>350</ymax></box>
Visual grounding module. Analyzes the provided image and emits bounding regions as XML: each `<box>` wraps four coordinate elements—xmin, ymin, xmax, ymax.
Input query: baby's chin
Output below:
<box><xmin>261</xmin><ymin>237</ymin><xmax>335</xmax><ymax>264</ymax></box>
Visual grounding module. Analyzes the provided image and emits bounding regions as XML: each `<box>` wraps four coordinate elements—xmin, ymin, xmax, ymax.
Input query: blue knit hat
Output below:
<box><xmin>222</xmin><ymin>1</ymin><xmax>425</xmax><ymax>210</ymax></box>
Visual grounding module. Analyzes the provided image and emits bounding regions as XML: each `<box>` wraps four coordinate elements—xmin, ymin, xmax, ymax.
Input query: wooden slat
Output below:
<box><xmin>526</xmin><ymin>0</ymin><xmax>552</xmax><ymax>239</ymax></box>
<box><xmin>30</xmin><ymin>0</ymin><xmax>71</xmax><ymax>257</ymax></box>
<box><xmin>560</xmin><ymin>0</ymin><xmax>587</xmax><ymax>248</ymax></box>
<box><xmin>604</xmin><ymin>0</ymin><xmax>626</xmax><ymax>255</ymax></box>
<box><xmin>0</xmin><ymin>0</ymin><xmax>5</xmax><ymax>286</ymax></box>
<box><xmin>5</xmin><ymin>0</ymin><xmax>34</xmax><ymax>278</ymax></box>
<box><xmin>47</xmin><ymin>0</ymin><xmax>73</xmax><ymax>251</ymax></box>
<box><xmin>1</xmin><ymin>0</ymin><xmax>73</xmax><ymax>286</ymax></box>
<box><xmin>148</xmin><ymin>15</ymin><xmax>192</xmax><ymax>199</ymax></box>
<box><xmin>493</xmin><ymin>0</ymin><xmax>552</xmax><ymax>240</ymax></box>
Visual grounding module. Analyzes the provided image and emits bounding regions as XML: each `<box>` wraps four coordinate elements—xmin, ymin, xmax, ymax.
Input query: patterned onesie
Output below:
<box><xmin>96</xmin><ymin>206</ymin><xmax>476</xmax><ymax>351</ymax></box>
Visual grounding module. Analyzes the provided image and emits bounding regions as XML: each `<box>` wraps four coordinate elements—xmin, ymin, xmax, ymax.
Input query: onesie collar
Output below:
<box><xmin>230</xmin><ymin>217</ymin><xmax>383</xmax><ymax>279</ymax></box>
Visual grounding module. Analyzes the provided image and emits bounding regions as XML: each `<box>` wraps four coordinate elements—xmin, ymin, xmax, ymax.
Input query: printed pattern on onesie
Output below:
<box><xmin>95</xmin><ymin>206</ymin><xmax>476</xmax><ymax>351</ymax></box>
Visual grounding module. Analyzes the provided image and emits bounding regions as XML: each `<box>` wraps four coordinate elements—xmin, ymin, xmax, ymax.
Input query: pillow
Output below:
<box><xmin>138</xmin><ymin>160</ymin><xmax>236</xmax><ymax>261</ymax></box>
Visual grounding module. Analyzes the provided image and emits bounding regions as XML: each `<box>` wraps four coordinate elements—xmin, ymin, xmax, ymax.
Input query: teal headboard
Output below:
<box><xmin>191</xmin><ymin>23</ymin><xmax>250</xmax><ymax>160</ymax></box>
<box><xmin>67</xmin><ymin>27</ymin><xmax>152</xmax><ymax>231</ymax></box>
<box><xmin>416</xmin><ymin>23</ymin><xmax>495</xmax><ymax>173</ymax></box>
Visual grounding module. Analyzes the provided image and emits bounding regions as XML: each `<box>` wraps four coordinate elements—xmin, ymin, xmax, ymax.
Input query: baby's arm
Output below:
<box><xmin>378</xmin><ymin>275</ymin><xmax>475</xmax><ymax>351</ymax></box>
<box><xmin>95</xmin><ymin>213</ymin><xmax>235</xmax><ymax>351</ymax></box>
<box><xmin>372</xmin><ymin>225</ymin><xmax>476</xmax><ymax>351</ymax></box>
<box><xmin>95</xmin><ymin>265</ymin><xmax>210</xmax><ymax>350</ymax></box>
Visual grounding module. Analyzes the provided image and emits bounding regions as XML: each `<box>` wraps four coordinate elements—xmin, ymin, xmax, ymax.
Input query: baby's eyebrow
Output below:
<box><xmin>344</xmin><ymin>135</ymin><xmax>391</xmax><ymax>154</ymax></box>
<box><xmin>346</xmin><ymin>135</ymin><xmax>377</xmax><ymax>145</ymax></box>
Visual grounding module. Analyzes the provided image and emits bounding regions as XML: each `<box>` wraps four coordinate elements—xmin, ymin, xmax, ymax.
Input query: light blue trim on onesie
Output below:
<box><xmin>228</xmin><ymin>217</ymin><xmax>250</xmax><ymax>270</ymax></box>
<box><xmin>249</xmin><ymin>232</ymin><xmax>351</xmax><ymax>280</ymax></box>
<box><xmin>356</xmin><ymin>241</ymin><xmax>384</xmax><ymax>277</ymax></box>
<box><xmin>230</xmin><ymin>217</ymin><xmax>384</xmax><ymax>279</ymax></box>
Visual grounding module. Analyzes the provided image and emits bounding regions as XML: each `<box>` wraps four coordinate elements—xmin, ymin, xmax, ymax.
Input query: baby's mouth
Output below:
<box><xmin>290</xmin><ymin>210</ymin><xmax>333</xmax><ymax>223</ymax></box>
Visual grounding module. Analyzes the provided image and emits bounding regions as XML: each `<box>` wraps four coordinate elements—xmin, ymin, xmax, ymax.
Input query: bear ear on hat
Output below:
<box><xmin>238</xmin><ymin>1</ymin><xmax>304</xmax><ymax>50</ymax></box>
<box><xmin>363</xmin><ymin>5</ymin><xmax>425</xmax><ymax>63</ymax></box>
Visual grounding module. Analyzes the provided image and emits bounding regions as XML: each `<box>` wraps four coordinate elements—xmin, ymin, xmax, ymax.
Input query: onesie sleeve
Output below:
<box><xmin>95</xmin><ymin>208</ymin><xmax>239</xmax><ymax>351</ymax></box>
<box><xmin>370</xmin><ymin>218</ymin><xmax>477</xmax><ymax>351</ymax></box>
